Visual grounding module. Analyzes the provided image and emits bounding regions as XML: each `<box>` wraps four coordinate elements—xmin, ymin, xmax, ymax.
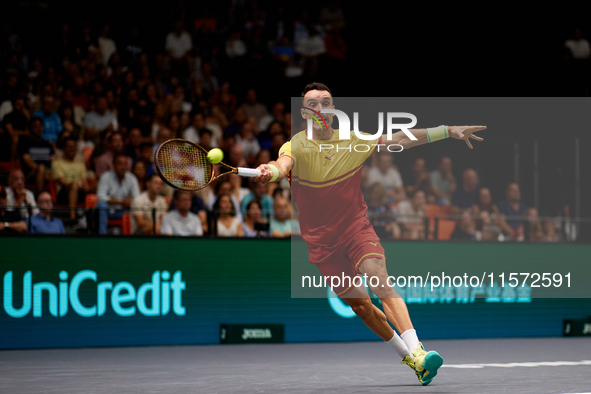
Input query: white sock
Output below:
<box><xmin>400</xmin><ymin>329</ymin><xmax>420</xmax><ymax>357</ymax></box>
<box><xmin>385</xmin><ymin>332</ymin><xmax>411</xmax><ymax>359</ymax></box>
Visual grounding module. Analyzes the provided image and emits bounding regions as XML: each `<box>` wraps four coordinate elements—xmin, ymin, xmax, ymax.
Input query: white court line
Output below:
<box><xmin>442</xmin><ymin>360</ymin><xmax>591</xmax><ymax>369</ymax></box>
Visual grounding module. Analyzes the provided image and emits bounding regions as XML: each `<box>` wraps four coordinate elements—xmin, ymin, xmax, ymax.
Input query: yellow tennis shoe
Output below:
<box><xmin>407</xmin><ymin>343</ymin><xmax>443</xmax><ymax>386</ymax></box>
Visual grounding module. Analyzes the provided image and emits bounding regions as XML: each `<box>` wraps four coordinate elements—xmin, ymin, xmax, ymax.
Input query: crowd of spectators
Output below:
<box><xmin>0</xmin><ymin>5</ymin><xmax>580</xmax><ymax>241</ymax></box>
<box><xmin>0</xmin><ymin>2</ymin><xmax>350</xmax><ymax>237</ymax></box>
<box><xmin>361</xmin><ymin>152</ymin><xmax>577</xmax><ymax>243</ymax></box>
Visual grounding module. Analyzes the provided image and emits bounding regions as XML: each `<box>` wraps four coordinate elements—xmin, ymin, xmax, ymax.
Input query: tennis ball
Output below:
<box><xmin>207</xmin><ymin>148</ymin><xmax>224</xmax><ymax>164</ymax></box>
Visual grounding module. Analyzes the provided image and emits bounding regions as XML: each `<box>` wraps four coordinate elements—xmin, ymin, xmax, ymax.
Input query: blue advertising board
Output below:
<box><xmin>1</xmin><ymin>237</ymin><xmax>590</xmax><ymax>349</ymax></box>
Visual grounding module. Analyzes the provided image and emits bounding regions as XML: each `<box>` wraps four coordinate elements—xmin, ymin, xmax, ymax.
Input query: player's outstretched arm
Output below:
<box><xmin>386</xmin><ymin>126</ymin><xmax>487</xmax><ymax>150</ymax></box>
<box><xmin>254</xmin><ymin>155</ymin><xmax>293</xmax><ymax>184</ymax></box>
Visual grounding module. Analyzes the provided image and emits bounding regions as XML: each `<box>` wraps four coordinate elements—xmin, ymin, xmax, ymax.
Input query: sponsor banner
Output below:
<box><xmin>220</xmin><ymin>324</ymin><xmax>284</xmax><ymax>344</ymax></box>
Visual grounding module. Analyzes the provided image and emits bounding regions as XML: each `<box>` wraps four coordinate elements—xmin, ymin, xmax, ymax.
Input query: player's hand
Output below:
<box><xmin>254</xmin><ymin>164</ymin><xmax>273</xmax><ymax>184</ymax></box>
<box><xmin>449</xmin><ymin>126</ymin><xmax>487</xmax><ymax>149</ymax></box>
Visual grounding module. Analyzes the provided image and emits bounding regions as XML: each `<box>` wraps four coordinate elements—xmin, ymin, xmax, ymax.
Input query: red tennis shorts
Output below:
<box><xmin>307</xmin><ymin>222</ymin><xmax>385</xmax><ymax>297</ymax></box>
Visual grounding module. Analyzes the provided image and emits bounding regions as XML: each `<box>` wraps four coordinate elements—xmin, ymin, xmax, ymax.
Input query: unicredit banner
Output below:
<box><xmin>3</xmin><ymin>270</ymin><xmax>186</xmax><ymax>318</ymax></box>
<box><xmin>1</xmin><ymin>237</ymin><xmax>591</xmax><ymax>349</ymax></box>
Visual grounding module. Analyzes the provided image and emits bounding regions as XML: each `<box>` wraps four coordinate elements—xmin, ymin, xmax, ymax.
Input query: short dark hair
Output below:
<box><xmin>214</xmin><ymin>179</ymin><xmax>231</xmax><ymax>195</ymax></box>
<box><xmin>112</xmin><ymin>153</ymin><xmax>129</xmax><ymax>165</ymax></box>
<box><xmin>29</xmin><ymin>116</ymin><xmax>43</xmax><ymax>129</ymax></box>
<box><xmin>108</xmin><ymin>131</ymin><xmax>123</xmax><ymax>143</ymax></box>
<box><xmin>145</xmin><ymin>173</ymin><xmax>161</xmax><ymax>183</ymax></box>
<box><xmin>139</xmin><ymin>142</ymin><xmax>153</xmax><ymax>151</ymax></box>
<box><xmin>212</xmin><ymin>193</ymin><xmax>236</xmax><ymax>216</ymax></box>
<box><xmin>63</xmin><ymin>137</ymin><xmax>77</xmax><ymax>146</ymax></box>
<box><xmin>199</xmin><ymin>128</ymin><xmax>212</xmax><ymax>138</ymax></box>
<box><xmin>301</xmin><ymin>82</ymin><xmax>332</xmax><ymax>98</ymax></box>
<box><xmin>12</xmin><ymin>96</ymin><xmax>25</xmax><ymax>106</ymax></box>
<box><xmin>246</xmin><ymin>199</ymin><xmax>262</xmax><ymax>211</ymax></box>
<box><xmin>173</xmin><ymin>189</ymin><xmax>192</xmax><ymax>200</ymax></box>
<box><xmin>36</xmin><ymin>190</ymin><xmax>53</xmax><ymax>203</ymax></box>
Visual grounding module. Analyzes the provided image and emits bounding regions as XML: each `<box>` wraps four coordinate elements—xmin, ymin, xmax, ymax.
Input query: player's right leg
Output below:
<box><xmin>358</xmin><ymin>257</ymin><xmax>443</xmax><ymax>385</ymax></box>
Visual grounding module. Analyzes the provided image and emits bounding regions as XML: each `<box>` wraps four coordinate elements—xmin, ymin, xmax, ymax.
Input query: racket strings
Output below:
<box><xmin>157</xmin><ymin>141</ymin><xmax>212</xmax><ymax>189</ymax></box>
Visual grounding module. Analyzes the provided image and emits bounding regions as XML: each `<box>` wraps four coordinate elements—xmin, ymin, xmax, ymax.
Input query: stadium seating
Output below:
<box><xmin>121</xmin><ymin>212</ymin><xmax>131</xmax><ymax>235</ymax></box>
<box><xmin>437</xmin><ymin>219</ymin><xmax>456</xmax><ymax>240</ymax></box>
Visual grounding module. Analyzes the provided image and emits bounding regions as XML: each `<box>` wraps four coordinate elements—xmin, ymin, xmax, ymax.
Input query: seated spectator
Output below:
<box><xmin>240</xmin><ymin>89</ymin><xmax>268</xmax><ymax>126</ymax></box>
<box><xmin>84</xmin><ymin>95</ymin><xmax>117</xmax><ymax>143</ymax></box>
<box><xmin>229</xmin><ymin>173</ymin><xmax>250</xmax><ymax>206</ymax></box>
<box><xmin>430</xmin><ymin>156</ymin><xmax>456</xmax><ymax>205</ymax></box>
<box><xmin>2</xmin><ymin>96</ymin><xmax>29</xmax><ymax>161</ymax></box>
<box><xmin>396</xmin><ymin>190</ymin><xmax>426</xmax><ymax>240</ymax></box>
<box><xmin>451</xmin><ymin>169</ymin><xmax>479</xmax><ymax>213</ymax></box>
<box><xmin>236</xmin><ymin>121</ymin><xmax>261</xmax><ymax>164</ymax></box>
<box><xmin>214</xmin><ymin>193</ymin><xmax>243</xmax><ymax>237</ymax></box>
<box><xmin>131</xmin><ymin>174</ymin><xmax>167</xmax><ymax>235</ymax></box>
<box><xmin>132</xmin><ymin>160</ymin><xmax>147</xmax><ymax>192</ymax></box>
<box><xmin>270</xmin><ymin>196</ymin><xmax>291</xmax><ymax>238</ymax></box>
<box><xmin>0</xmin><ymin>186</ymin><xmax>27</xmax><ymax>234</ymax></box>
<box><xmin>125</xmin><ymin>128</ymin><xmax>143</xmax><ymax>162</ymax></box>
<box><xmin>296</xmin><ymin>27</ymin><xmax>326</xmax><ymax>77</ymax></box>
<box><xmin>525</xmin><ymin>207</ymin><xmax>545</xmax><ymax>242</ymax></box>
<box><xmin>33</xmin><ymin>95</ymin><xmax>62</xmax><ymax>144</ymax></box>
<box><xmin>205</xmin><ymin>180</ymin><xmax>242</xmax><ymax>219</ymax></box>
<box><xmin>366</xmin><ymin>153</ymin><xmax>406</xmax><ymax>202</ymax></box>
<box><xmin>543</xmin><ymin>218</ymin><xmax>559</xmax><ymax>242</ymax></box>
<box><xmin>95</xmin><ymin>132</ymin><xmax>132</xmax><ymax>178</ymax></box>
<box><xmin>253</xmin><ymin>149</ymin><xmax>271</xmax><ymax>168</ymax></box>
<box><xmin>451</xmin><ymin>210</ymin><xmax>477</xmax><ymax>241</ymax></box>
<box><xmin>52</xmin><ymin>138</ymin><xmax>90</xmax><ymax>221</ymax></box>
<box><xmin>139</xmin><ymin>142</ymin><xmax>155</xmax><ymax>175</ymax></box>
<box><xmin>242</xmin><ymin>200</ymin><xmax>269</xmax><ymax>238</ymax></box>
<box><xmin>5</xmin><ymin>169</ymin><xmax>38</xmax><ymax>219</ymax></box>
<box><xmin>273</xmin><ymin>36</ymin><xmax>296</xmax><ymax>70</ymax></box>
<box><xmin>165</xmin><ymin>20</ymin><xmax>192</xmax><ymax>77</ymax></box>
<box><xmin>265</xmin><ymin>102</ymin><xmax>286</xmax><ymax>129</ymax></box>
<box><xmin>152</xmin><ymin>127</ymin><xmax>172</xmax><ymax>157</ymax></box>
<box><xmin>258</xmin><ymin>120</ymin><xmax>283</xmax><ymax>151</ymax></box>
<box><xmin>291</xmin><ymin>204</ymin><xmax>301</xmax><ymax>236</ymax></box>
<box><xmin>0</xmin><ymin>119</ymin><xmax>12</xmax><ymax>161</ymax></box>
<box><xmin>168</xmin><ymin>191</ymin><xmax>208</xmax><ymax>233</ymax></box>
<box><xmin>404</xmin><ymin>158</ymin><xmax>431</xmax><ymax>198</ymax></box>
<box><xmin>228</xmin><ymin>144</ymin><xmax>247</xmax><ymax>168</ymax></box>
<box><xmin>366</xmin><ymin>182</ymin><xmax>400</xmax><ymax>239</ymax></box>
<box><xmin>18</xmin><ymin>117</ymin><xmax>54</xmax><ymax>191</ymax></box>
<box><xmin>96</xmin><ymin>153</ymin><xmax>140</xmax><ymax>234</ymax></box>
<box><xmin>241</xmin><ymin>181</ymin><xmax>273</xmax><ymax>219</ymax></box>
<box><xmin>30</xmin><ymin>191</ymin><xmax>65</xmax><ymax>234</ymax></box>
<box><xmin>161</xmin><ymin>190</ymin><xmax>203</xmax><ymax>236</ymax></box>
<box><xmin>54</xmin><ymin>130</ymin><xmax>86</xmax><ymax>163</ymax></box>
<box><xmin>270</xmin><ymin>132</ymin><xmax>287</xmax><ymax>161</ymax></box>
<box><xmin>559</xmin><ymin>204</ymin><xmax>577</xmax><ymax>242</ymax></box>
<box><xmin>58</xmin><ymin>101</ymin><xmax>83</xmax><ymax>140</ymax></box>
<box><xmin>472</xmin><ymin>187</ymin><xmax>501</xmax><ymax>241</ymax></box>
<box><xmin>183</xmin><ymin>113</ymin><xmax>205</xmax><ymax>144</ymax></box>
<box><xmin>497</xmin><ymin>182</ymin><xmax>527</xmax><ymax>240</ymax></box>
<box><xmin>197</xmin><ymin>128</ymin><xmax>214</xmax><ymax>151</ymax></box>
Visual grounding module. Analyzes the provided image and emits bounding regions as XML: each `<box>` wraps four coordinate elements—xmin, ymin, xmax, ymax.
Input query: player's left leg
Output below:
<box><xmin>358</xmin><ymin>257</ymin><xmax>443</xmax><ymax>385</ymax></box>
<box><xmin>340</xmin><ymin>286</ymin><xmax>413</xmax><ymax>365</ymax></box>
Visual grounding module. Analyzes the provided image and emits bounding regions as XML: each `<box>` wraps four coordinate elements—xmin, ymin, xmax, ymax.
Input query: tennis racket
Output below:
<box><xmin>154</xmin><ymin>138</ymin><xmax>260</xmax><ymax>191</ymax></box>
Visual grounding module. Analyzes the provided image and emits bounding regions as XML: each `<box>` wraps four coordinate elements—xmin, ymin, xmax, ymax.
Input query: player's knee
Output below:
<box><xmin>361</xmin><ymin>257</ymin><xmax>387</xmax><ymax>277</ymax></box>
<box><xmin>350</xmin><ymin>301</ymin><xmax>373</xmax><ymax>319</ymax></box>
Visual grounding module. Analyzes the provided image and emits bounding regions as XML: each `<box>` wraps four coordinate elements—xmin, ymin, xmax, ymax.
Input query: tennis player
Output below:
<box><xmin>254</xmin><ymin>82</ymin><xmax>486</xmax><ymax>385</ymax></box>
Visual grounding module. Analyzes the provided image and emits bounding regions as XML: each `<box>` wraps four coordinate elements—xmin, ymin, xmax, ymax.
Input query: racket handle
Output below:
<box><xmin>237</xmin><ymin>167</ymin><xmax>261</xmax><ymax>177</ymax></box>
